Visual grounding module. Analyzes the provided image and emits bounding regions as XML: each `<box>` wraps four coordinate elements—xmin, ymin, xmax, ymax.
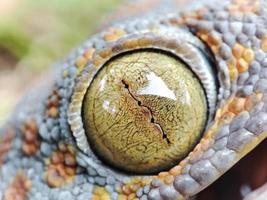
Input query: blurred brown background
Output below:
<box><xmin>0</xmin><ymin>0</ymin><xmax>121</xmax><ymax>125</ymax></box>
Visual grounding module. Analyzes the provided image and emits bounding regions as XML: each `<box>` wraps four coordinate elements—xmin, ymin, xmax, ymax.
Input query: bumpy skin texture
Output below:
<box><xmin>1</xmin><ymin>0</ymin><xmax>267</xmax><ymax>200</ymax></box>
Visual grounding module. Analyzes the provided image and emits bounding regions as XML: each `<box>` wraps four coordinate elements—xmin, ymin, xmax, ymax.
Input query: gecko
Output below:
<box><xmin>0</xmin><ymin>0</ymin><xmax>267</xmax><ymax>200</ymax></box>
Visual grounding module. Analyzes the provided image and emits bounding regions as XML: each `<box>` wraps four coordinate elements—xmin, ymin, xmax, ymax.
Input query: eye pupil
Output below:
<box><xmin>82</xmin><ymin>50</ymin><xmax>207</xmax><ymax>174</ymax></box>
<box><xmin>122</xmin><ymin>80</ymin><xmax>129</xmax><ymax>89</ymax></box>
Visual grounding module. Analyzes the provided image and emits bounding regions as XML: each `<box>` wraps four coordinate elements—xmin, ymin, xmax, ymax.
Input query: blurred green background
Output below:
<box><xmin>0</xmin><ymin>0</ymin><xmax>121</xmax><ymax>125</ymax></box>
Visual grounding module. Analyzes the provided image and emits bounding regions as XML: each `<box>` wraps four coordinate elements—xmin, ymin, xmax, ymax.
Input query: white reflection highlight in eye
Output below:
<box><xmin>137</xmin><ymin>72</ymin><xmax>177</xmax><ymax>100</ymax></box>
<box><xmin>99</xmin><ymin>77</ymin><xmax>107</xmax><ymax>92</ymax></box>
<box><xmin>102</xmin><ymin>100</ymin><xmax>116</xmax><ymax>114</ymax></box>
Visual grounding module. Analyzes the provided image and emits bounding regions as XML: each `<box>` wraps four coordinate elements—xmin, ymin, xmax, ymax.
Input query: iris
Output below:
<box><xmin>82</xmin><ymin>50</ymin><xmax>207</xmax><ymax>174</ymax></box>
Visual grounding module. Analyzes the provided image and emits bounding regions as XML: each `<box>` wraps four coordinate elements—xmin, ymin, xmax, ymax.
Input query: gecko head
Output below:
<box><xmin>82</xmin><ymin>50</ymin><xmax>208</xmax><ymax>174</ymax></box>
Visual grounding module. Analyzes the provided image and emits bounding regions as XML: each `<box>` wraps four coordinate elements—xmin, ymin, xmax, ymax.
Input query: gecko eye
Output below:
<box><xmin>82</xmin><ymin>50</ymin><xmax>207</xmax><ymax>174</ymax></box>
<box><xmin>68</xmin><ymin>25</ymin><xmax>217</xmax><ymax>175</ymax></box>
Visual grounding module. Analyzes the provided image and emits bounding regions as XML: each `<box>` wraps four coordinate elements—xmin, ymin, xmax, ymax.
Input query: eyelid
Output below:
<box><xmin>67</xmin><ymin>20</ymin><xmax>218</xmax><ymax>198</ymax></box>
<box><xmin>68</xmin><ymin>25</ymin><xmax>216</xmax><ymax>154</ymax></box>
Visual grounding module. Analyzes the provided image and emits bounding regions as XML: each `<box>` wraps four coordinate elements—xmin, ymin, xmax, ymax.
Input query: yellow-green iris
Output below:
<box><xmin>82</xmin><ymin>50</ymin><xmax>207</xmax><ymax>174</ymax></box>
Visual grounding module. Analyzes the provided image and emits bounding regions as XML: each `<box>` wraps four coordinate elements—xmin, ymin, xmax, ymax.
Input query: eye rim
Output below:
<box><xmin>82</xmin><ymin>49</ymin><xmax>208</xmax><ymax>174</ymax></box>
<box><xmin>68</xmin><ymin>25</ymin><xmax>218</xmax><ymax>165</ymax></box>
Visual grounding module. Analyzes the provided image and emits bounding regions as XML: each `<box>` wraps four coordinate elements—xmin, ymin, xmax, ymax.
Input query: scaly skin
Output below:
<box><xmin>1</xmin><ymin>0</ymin><xmax>267</xmax><ymax>199</ymax></box>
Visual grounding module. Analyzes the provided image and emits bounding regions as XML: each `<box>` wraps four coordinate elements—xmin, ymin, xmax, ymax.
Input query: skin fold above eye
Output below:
<box><xmin>82</xmin><ymin>50</ymin><xmax>207</xmax><ymax>174</ymax></box>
